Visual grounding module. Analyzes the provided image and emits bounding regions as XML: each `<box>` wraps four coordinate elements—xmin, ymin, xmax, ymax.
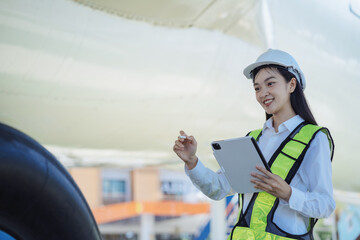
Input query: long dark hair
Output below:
<box><xmin>252</xmin><ymin>65</ymin><xmax>317</xmax><ymax>125</ymax></box>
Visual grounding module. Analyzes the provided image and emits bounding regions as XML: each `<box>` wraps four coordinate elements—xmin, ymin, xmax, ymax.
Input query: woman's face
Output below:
<box><xmin>253</xmin><ymin>68</ymin><xmax>296</xmax><ymax>117</ymax></box>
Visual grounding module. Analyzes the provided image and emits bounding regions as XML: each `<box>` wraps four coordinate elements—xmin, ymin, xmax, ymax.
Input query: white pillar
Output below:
<box><xmin>331</xmin><ymin>212</ymin><xmax>337</xmax><ymax>240</ymax></box>
<box><xmin>140</xmin><ymin>214</ymin><xmax>155</xmax><ymax>240</ymax></box>
<box><xmin>210</xmin><ymin>199</ymin><xmax>226</xmax><ymax>240</ymax></box>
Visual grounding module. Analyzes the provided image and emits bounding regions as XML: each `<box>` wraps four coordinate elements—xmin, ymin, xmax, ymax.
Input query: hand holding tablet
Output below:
<box><xmin>211</xmin><ymin>136</ymin><xmax>271</xmax><ymax>194</ymax></box>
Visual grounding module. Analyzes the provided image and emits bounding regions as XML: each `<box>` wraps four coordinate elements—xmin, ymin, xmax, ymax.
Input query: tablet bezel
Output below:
<box><xmin>249</xmin><ymin>137</ymin><xmax>271</xmax><ymax>172</ymax></box>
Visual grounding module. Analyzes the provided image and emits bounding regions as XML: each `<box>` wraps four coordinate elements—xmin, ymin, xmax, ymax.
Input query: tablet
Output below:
<box><xmin>211</xmin><ymin>136</ymin><xmax>271</xmax><ymax>194</ymax></box>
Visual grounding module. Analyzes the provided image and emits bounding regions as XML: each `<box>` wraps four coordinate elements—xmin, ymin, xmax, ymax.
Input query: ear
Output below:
<box><xmin>289</xmin><ymin>77</ymin><xmax>297</xmax><ymax>93</ymax></box>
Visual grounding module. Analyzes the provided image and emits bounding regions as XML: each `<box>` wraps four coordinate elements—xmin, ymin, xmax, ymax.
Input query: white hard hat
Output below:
<box><xmin>243</xmin><ymin>49</ymin><xmax>306</xmax><ymax>90</ymax></box>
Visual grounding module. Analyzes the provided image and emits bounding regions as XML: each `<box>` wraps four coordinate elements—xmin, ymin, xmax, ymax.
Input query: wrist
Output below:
<box><xmin>284</xmin><ymin>186</ymin><xmax>292</xmax><ymax>202</ymax></box>
<box><xmin>186</xmin><ymin>156</ymin><xmax>198</xmax><ymax>170</ymax></box>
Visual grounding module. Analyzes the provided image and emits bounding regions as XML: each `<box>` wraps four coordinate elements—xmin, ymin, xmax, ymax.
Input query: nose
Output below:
<box><xmin>259</xmin><ymin>88</ymin><xmax>269</xmax><ymax>98</ymax></box>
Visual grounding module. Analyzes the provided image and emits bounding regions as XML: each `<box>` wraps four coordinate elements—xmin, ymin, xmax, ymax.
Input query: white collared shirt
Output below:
<box><xmin>185</xmin><ymin>115</ymin><xmax>335</xmax><ymax>234</ymax></box>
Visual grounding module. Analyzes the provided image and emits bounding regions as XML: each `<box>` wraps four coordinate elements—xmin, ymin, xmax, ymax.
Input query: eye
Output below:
<box><xmin>254</xmin><ymin>87</ymin><xmax>260</xmax><ymax>92</ymax></box>
<box><xmin>268</xmin><ymin>82</ymin><xmax>275</xmax><ymax>86</ymax></box>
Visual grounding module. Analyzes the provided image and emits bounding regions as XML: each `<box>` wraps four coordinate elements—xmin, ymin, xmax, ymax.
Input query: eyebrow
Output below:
<box><xmin>253</xmin><ymin>76</ymin><xmax>275</xmax><ymax>86</ymax></box>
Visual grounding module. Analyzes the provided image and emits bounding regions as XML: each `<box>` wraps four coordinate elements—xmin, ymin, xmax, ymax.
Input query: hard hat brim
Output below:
<box><xmin>243</xmin><ymin>61</ymin><xmax>289</xmax><ymax>79</ymax></box>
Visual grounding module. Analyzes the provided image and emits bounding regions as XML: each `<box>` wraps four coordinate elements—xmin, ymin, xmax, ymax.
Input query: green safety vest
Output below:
<box><xmin>228</xmin><ymin>121</ymin><xmax>334</xmax><ymax>240</ymax></box>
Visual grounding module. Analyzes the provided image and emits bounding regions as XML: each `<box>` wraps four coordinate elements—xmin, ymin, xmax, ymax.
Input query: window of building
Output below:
<box><xmin>102</xmin><ymin>179</ymin><xmax>127</xmax><ymax>204</ymax></box>
<box><xmin>161</xmin><ymin>180</ymin><xmax>184</xmax><ymax>200</ymax></box>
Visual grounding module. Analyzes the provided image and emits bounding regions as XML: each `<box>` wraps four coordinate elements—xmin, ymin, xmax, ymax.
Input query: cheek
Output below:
<box><xmin>269</xmin><ymin>87</ymin><xmax>280</xmax><ymax>97</ymax></box>
<box><xmin>255</xmin><ymin>92</ymin><xmax>262</xmax><ymax>103</ymax></box>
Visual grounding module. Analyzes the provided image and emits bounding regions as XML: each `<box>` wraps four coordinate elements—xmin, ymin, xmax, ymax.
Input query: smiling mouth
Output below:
<box><xmin>263</xmin><ymin>99</ymin><xmax>273</xmax><ymax>106</ymax></box>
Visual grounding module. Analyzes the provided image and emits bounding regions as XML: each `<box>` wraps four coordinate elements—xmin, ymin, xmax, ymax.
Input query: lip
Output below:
<box><xmin>263</xmin><ymin>98</ymin><xmax>274</xmax><ymax>107</ymax></box>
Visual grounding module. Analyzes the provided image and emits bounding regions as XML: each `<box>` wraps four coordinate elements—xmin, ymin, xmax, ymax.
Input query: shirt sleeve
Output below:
<box><xmin>184</xmin><ymin>159</ymin><xmax>234</xmax><ymax>200</ymax></box>
<box><xmin>288</xmin><ymin>131</ymin><xmax>336</xmax><ymax>218</ymax></box>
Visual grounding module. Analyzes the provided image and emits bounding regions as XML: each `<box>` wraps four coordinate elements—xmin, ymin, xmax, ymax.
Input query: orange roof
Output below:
<box><xmin>92</xmin><ymin>201</ymin><xmax>210</xmax><ymax>224</ymax></box>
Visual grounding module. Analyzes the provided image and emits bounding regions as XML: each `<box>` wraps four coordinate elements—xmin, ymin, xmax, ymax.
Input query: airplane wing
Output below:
<box><xmin>0</xmin><ymin>0</ymin><xmax>360</xmax><ymax>190</ymax></box>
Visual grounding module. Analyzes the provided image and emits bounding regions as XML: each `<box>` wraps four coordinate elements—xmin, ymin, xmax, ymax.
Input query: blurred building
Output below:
<box><xmin>68</xmin><ymin>167</ymin><xmax>211</xmax><ymax>240</ymax></box>
<box><xmin>69</xmin><ymin>166</ymin><xmax>360</xmax><ymax>240</ymax></box>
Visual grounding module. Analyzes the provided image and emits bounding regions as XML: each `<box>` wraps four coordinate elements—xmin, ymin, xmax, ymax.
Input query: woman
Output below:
<box><xmin>173</xmin><ymin>49</ymin><xmax>335</xmax><ymax>240</ymax></box>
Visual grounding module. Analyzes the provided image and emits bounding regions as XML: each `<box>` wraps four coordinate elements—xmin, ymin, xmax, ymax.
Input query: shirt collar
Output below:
<box><xmin>263</xmin><ymin>115</ymin><xmax>304</xmax><ymax>133</ymax></box>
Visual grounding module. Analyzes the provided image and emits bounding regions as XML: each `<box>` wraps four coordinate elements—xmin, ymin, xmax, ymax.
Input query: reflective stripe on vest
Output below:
<box><xmin>230</xmin><ymin>123</ymin><xmax>334</xmax><ymax>240</ymax></box>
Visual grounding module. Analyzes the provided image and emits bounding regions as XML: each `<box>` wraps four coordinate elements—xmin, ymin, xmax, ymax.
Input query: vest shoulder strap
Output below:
<box><xmin>291</xmin><ymin>124</ymin><xmax>334</xmax><ymax>161</ymax></box>
<box><xmin>247</xmin><ymin>129</ymin><xmax>262</xmax><ymax>141</ymax></box>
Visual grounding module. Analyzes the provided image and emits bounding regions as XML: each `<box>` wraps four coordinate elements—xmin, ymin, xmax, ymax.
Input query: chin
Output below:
<box><xmin>264</xmin><ymin>109</ymin><xmax>274</xmax><ymax>115</ymax></box>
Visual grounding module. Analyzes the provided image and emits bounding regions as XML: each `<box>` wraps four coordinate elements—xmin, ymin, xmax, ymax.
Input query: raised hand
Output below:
<box><xmin>173</xmin><ymin>130</ymin><xmax>198</xmax><ymax>170</ymax></box>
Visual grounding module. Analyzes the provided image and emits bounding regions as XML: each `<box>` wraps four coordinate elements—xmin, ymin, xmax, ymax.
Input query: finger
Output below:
<box><xmin>251</xmin><ymin>179</ymin><xmax>273</xmax><ymax>192</ymax></box>
<box><xmin>175</xmin><ymin>140</ymin><xmax>184</xmax><ymax>148</ymax></box>
<box><xmin>187</xmin><ymin>135</ymin><xmax>196</xmax><ymax>144</ymax></box>
<box><xmin>251</xmin><ymin>173</ymin><xmax>269</xmax><ymax>183</ymax></box>
<box><xmin>255</xmin><ymin>176</ymin><xmax>279</xmax><ymax>190</ymax></box>
<box><xmin>179</xmin><ymin>130</ymin><xmax>188</xmax><ymax>138</ymax></box>
<box><xmin>173</xmin><ymin>145</ymin><xmax>180</xmax><ymax>152</ymax></box>
<box><xmin>179</xmin><ymin>130</ymin><xmax>189</xmax><ymax>142</ymax></box>
<box><xmin>256</xmin><ymin>166</ymin><xmax>273</xmax><ymax>178</ymax></box>
<box><xmin>251</xmin><ymin>180</ymin><xmax>267</xmax><ymax>191</ymax></box>
<box><xmin>178</xmin><ymin>135</ymin><xmax>186</xmax><ymax>142</ymax></box>
<box><xmin>253</xmin><ymin>183</ymin><xmax>267</xmax><ymax>192</ymax></box>
<box><xmin>173</xmin><ymin>145</ymin><xmax>183</xmax><ymax>152</ymax></box>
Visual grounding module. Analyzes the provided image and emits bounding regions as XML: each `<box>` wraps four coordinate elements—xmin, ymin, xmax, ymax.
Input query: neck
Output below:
<box><xmin>272</xmin><ymin>110</ymin><xmax>296</xmax><ymax>132</ymax></box>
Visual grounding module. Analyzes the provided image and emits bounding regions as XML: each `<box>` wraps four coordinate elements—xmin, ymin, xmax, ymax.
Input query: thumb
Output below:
<box><xmin>179</xmin><ymin>130</ymin><xmax>188</xmax><ymax>137</ymax></box>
